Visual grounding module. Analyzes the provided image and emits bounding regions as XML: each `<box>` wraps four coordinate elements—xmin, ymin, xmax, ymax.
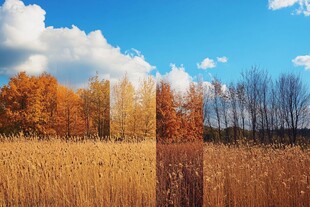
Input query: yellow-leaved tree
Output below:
<box><xmin>88</xmin><ymin>75</ymin><xmax>110</xmax><ymax>140</ymax></box>
<box><xmin>138</xmin><ymin>76</ymin><xmax>156</xmax><ymax>139</ymax></box>
<box><xmin>111</xmin><ymin>74</ymin><xmax>134</xmax><ymax>141</ymax></box>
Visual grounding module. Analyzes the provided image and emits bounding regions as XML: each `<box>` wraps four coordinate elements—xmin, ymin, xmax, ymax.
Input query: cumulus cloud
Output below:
<box><xmin>292</xmin><ymin>55</ymin><xmax>310</xmax><ymax>70</ymax></box>
<box><xmin>216</xmin><ymin>56</ymin><xmax>228</xmax><ymax>63</ymax></box>
<box><xmin>156</xmin><ymin>63</ymin><xmax>226</xmax><ymax>98</ymax></box>
<box><xmin>0</xmin><ymin>0</ymin><xmax>155</xmax><ymax>87</ymax></box>
<box><xmin>157</xmin><ymin>64</ymin><xmax>193</xmax><ymax>94</ymax></box>
<box><xmin>197</xmin><ymin>56</ymin><xmax>228</xmax><ymax>70</ymax></box>
<box><xmin>268</xmin><ymin>0</ymin><xmax>310</xmax><ymax>16</ymax></box>
<box><xmin>0</xmin><ymin>0</ymin><xmax>45</xmax><ymax>50</ymax></box>
<box><xmin>14</xmin><ymin>54</ymin><xmax>48</xmax><ymax>74</ymax></box>
<box><xmin>197</xmin><ymin>58</ymin><xmax>216</xmax><ymax>70</ymax></box>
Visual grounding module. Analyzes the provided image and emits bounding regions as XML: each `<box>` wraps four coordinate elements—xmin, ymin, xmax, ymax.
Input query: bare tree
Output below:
<box><xmin>242</xmin><ymin>67</ymin><xmax>261</xmax><ymax>142</ymax></box>
<box><xmin>237</xmin><ymin>83</ymin><xmax>246</xmax><ymax>138</ymax></box>
<box><xmin>212</xmin><ymin>79</ymin><xmax>223</xmax><ymax>141</ymax></box>
<box><xmin>269</xmin><ymin>82</ymin><xmax>278</xmax><ymax>143</ymax></box>
<box><xmin>277</xmin><ymin>73</ymin><xmax>310</xmax><ymax>144</ymax></box>
<box><xmin>229</xmin><ymin>83</ymin><xmax>239</xmax><ymax>143</ymax></box>
<box><xmin>220</xmin><ymin>89</ymin><xmax>230</xmax><ymax>143</ymax></box>
<box><xmin>203</xmin><ymin>84</ymin><xmax>215</xmax><ymax>141</ymax></box>
<box><xmin>257</xmin><ymin>70</ymin><xmax>271</xmax><ymax>143</ymax></box>
<box><xmin>202</xmin><ymin>67</ymin><xmax>310</xmax><ymax>144</ymax></box>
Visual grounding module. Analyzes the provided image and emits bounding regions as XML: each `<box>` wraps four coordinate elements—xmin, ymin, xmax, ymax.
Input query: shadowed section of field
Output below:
<box><xmin>203</xmin><ymin>144</ymin><xmax>310</xmax><ymax>207</ymax></box>
<box><xmin>0</xmin><ymin>140</ymin><xmax>156</xmax><ymax>207</ymax></box>
<box><xmin>156</xmin><ymin>142</ymin><xmax>203</xmax><ymax>207</ymax></box>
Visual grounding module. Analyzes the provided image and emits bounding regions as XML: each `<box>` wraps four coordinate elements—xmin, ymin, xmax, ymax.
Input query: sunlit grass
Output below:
<box><xmin>204</xmin><ymin>144</ymin><xmax>310</xmax><ymax>207</ymax></box>
<box><xmin>0</xmin><ymin>139</ymin><xmax>156</xmax><ymax>207</ymax></box>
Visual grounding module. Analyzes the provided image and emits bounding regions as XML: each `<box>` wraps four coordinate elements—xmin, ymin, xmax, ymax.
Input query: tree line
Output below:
<box><xmin>0</xmin><ymin>72</ymin><xmax>156</xmax><ymax>141</ymax></box>
<box><xmin>1</xmin><ymin>68</ymin><xmax>309</xmax><ymax>144</ymax></box>
<box><xmin>204</xmin><ymin>67</ymin><xmax>310</xmax><ymax>145</ymax></box>
<box><xmin>0</xmin><ymin>72</ymin><xmax>110</xmax><ymax>140</ymax></box>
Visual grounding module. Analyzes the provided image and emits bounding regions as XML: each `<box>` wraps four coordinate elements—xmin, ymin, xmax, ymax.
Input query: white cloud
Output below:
<box><xmin>14</xmin><ymin>54</ymin><xmax>47</xmax><ymax>74</ymax></box>
<box><xmin>268</xmin><ymin>0</ymin><xmax>310</xmax><ymax>16</ymax></box>
<box><xmin>0</xmin><ymin>0</ymin><xmax>155</xmax><ymax>87</ymax></box>
<box><xmin>197</xmin><ymin>56</ymin><xmax>228</xmax><ymax>70</ymax></box>
<box><xmin>216</xmin><ymin>56</ymin><xmax>228</xmax><ymax>63</ymax></box>
<box><xmin>0</xmin><ymin>0</ymin><xmax>45</xmax><ymax>50</ymax></box>
<box><xmin>269</xmin><ymin>0</ymin><xmax>299</xmax><ymax>10</ymax></box>
<box><xmin>197</xmin><ymin>58</ymin><xmax>216</xmax><ymax>70</ymax></box>
<box><xmin>292</xmin><ymin>55</ymin><xmax>310</xmax><ymax>70</ymax></box>
<box><xmin>157</xmin><ymin>64</ymin><xmax>193</xmax><ymax>94</ymax></box>
<box><xmin>157</xmin><ymin>64</ymin><xmax>227</xmax><ymax>98</ymax></box>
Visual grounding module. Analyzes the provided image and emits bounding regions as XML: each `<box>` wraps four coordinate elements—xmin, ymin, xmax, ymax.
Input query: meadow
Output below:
<box><xmin>0</xmin><ymin>139</ymin><xmax>156</xmax><ymax>207</ymax></box>
<box><xmin>204</xmin><ymin>144</ymin><xmax>310</xmax><ymax>207</ymax></box>
<box><xmin>0</xmin><ymin>138</ymin><xmax>309</xmax><ymax>207</ymax></box>
<box><xmin>156</xmin><ymin>142</ymin><xmax>203</xmax><ymax>207</ymax></box>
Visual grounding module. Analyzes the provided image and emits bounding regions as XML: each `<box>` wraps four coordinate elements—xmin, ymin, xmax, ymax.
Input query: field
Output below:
<box><xmin>204</xmin><ymin>144</ymin><xmax>310</xmax><ymax>207</ymax></box>
<box><xmin>156</xmin><ymin>142</ymin><xmax>203</xmax><ymax>206</ymax></box>
<box><xmin>0</xmin><ymin>139</ymin><xmax>309</xmax><ymax>207</ymax></box>
<box><xmin>0</xmin><ymin>140</ymin><xmax>156</xmax><ymax>207</ymax></box>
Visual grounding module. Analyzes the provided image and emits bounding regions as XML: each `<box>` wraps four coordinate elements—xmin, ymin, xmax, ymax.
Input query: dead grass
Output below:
<box><xmin>204</xmin><ymin>144</ymin><xmax>310</xmax><ymax>207</ymax></box>
<box><xmin>156</xmin><ymin>142</ymin><xmax>203</xmax><ymax>207</ymax></box>
<box><xmin>0</xmin><ymin>138</ymin><xmax>309</xmax><ymax>207</ymax></box>
<box><xmin>0</xmin><ymin>140</ymin><xmax>156</xmax><ymax>207</ymax></box>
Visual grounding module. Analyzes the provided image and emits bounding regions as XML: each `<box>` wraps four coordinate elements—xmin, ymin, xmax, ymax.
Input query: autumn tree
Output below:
<box><xmin>56</xmin><ymin>85</ymin><xmax>84</xmax><ymax>137</ymax></box>
<box><xmin>78</xmin><ymin>88</ymin><xmax>93</xmax><ymax>136</ymax></box>
<box><xmin>89</xmin><ymin>75</ymin><xmax>110</xmax><ymax>140</ymax></box>
<box><xmin>128</xmin><ymin>93</ymin><xmax>141</xmax><ymax>138</ymax></box>
<box><xmin>110</xmin><ymin>75</ymin><xmax>155</xmax><ymax>142</ymax></box>
<box><xmin>37</xmin><ymin>73</ymin><xmax>58</xmax><ymax>134</ymax></box>
<box><xmin>139</xmin><ymin>77</ymin><xmax>156</xmax><ymax>139</ymax></box>
<box><xmin>111</xmin><ymin>74</ymin><xmax>135</xmax><ymax>140</ymax></box>
<box><xmin>183</xmin><ymin>82</ymin><xmax>203</xmax><ymax>142</ymax></box>
<box><xmin>0</xmin><ymin>72</ymin><xmax>33</xmax><ymax>134</ymax></box>
<box><xmin>156</xmin><ymin>80</ymin><xmax>178</xmax><ymax>143</ymax></box>
<box><xmin>0</xmin><ymin>72</ymin><xmax>57</xmax><ymax>136</ymax></box>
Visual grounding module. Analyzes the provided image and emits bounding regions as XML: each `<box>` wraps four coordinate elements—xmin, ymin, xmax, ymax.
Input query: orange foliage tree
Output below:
<box><xmin>182</xmin><ymin>82</ymin><xmax>203</xmax><ymax>142</ymax></box>
<box><xmin>0</xmin><ymin>72</ymin><xmax>110</xmax><ymax>139</ymax></box>
<box><xmin>156</xmin><ymin>80</ymin><xmax>178</xmax><ymax>143</ymax></box>
<box><xmin>56</xmin><ymin>85</ymin><xmax>84</xmax><ymax>137</ymax></box>
<box><xmin>0</xmin><ymin>72</ymin><xmax>58</xmax><ymax>136</ymax></box>
<box><xmin>156</xmin><ymin>80</ymin><xmax>203</xmax><ymax>143</ymax></box>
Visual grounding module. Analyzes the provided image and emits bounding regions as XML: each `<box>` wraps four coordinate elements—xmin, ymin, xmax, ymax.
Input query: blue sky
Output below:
<box><xmin>0</xmin><ymin>0</ymin><xmax>309</xmax><ymax>88</ymax></box>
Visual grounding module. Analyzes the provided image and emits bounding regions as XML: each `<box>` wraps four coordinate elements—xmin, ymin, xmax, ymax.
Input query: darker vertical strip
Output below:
<box><xmin>156</xmin><ymin>80</ymin><xmax>204</xmax><ymax>207</ymax></box>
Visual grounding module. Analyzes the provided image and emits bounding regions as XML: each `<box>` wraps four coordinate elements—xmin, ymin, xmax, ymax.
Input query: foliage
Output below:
<box><xmin>0</xmin><ymin>72</ymin><xmax>110</xmax><ymax>138</ymax></box>
<box><xmin>111</xmin><ymin>75</ymin><xmax>156</xmax><ymax>141</ymax></box>
<box><xmin>156</xmin><ymin>80</ymin><xmax>203</xmax><ymax>143</ymax></box>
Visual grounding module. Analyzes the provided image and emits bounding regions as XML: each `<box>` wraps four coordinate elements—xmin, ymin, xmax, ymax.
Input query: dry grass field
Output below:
<box><xmin>204</xmin><ymin>144</ymin><xmax>310</xmax><ymax>207</ymax></box>
<box><xmin>0</xmin><ymin>138</ymin><xmax>309</xmax><ymax>207</ymax></box>
<box><xmin>0</xmin><ymin>139</ymin><xmax>156</xmax><ymax>207</ymax></box>
<box><xmin>156</xmin><ymin>142</ymin><xmax>203</xmax><ymax>207</ymax></box>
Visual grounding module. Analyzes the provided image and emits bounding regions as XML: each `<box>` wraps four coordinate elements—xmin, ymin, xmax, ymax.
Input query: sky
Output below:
<box><xmin>0</xmin><ymin>0</ymin><xmax>309</xmax><ymax>91</ymax></box>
